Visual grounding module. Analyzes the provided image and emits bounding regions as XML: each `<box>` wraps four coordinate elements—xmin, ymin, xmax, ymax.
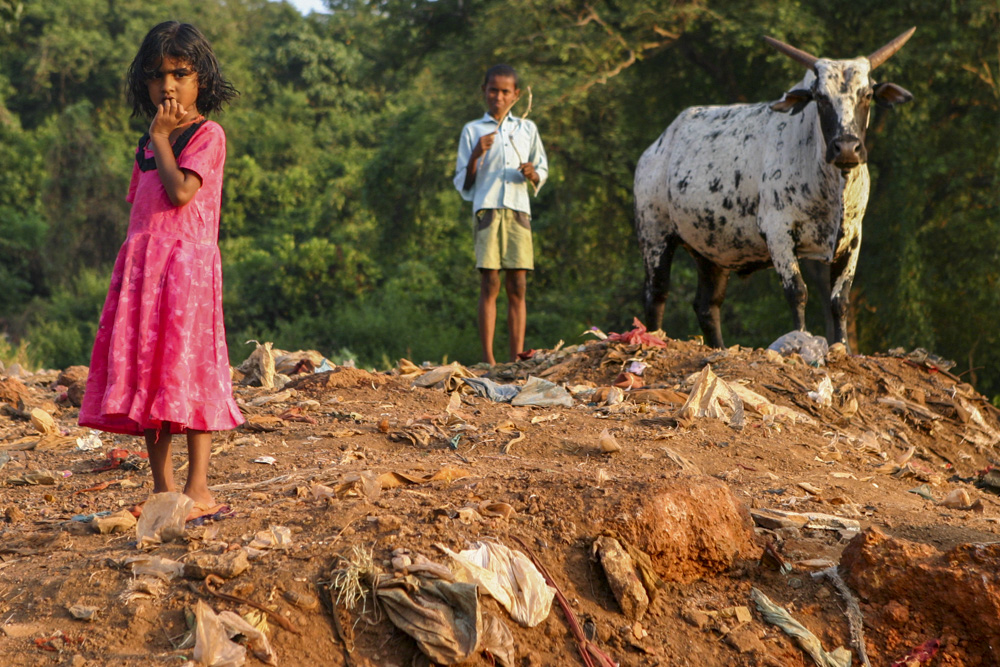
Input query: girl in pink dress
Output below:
<box><xmin>79</xmin><ymin>21</ymin><xmax>243</xmax><ymax>509</ymax></box>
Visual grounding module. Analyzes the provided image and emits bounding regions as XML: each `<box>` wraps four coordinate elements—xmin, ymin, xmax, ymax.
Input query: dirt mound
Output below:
<box><xmin>2</xmin><ymin>333</ymin><xmax>1000</xmax><ymax>666</ymax></box>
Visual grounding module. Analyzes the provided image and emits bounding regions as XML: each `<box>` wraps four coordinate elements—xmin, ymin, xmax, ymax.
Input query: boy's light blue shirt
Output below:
<box><xmin>453</xmin><ymin>113</ymin><xmax>548</xmax><ymax>215</ymax></box>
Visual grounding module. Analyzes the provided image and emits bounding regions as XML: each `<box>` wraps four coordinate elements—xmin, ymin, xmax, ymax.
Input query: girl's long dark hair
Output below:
<box><xmin>126</xmin><ymin>21</ymin><xmax>238</xmax><ymax>118</ymax></box>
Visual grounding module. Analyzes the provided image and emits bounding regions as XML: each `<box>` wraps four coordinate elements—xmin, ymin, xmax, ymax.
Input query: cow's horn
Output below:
<box><xmin>868</xmin><ymin>27</ymin><xmax>916</xmax><ymax>70</ymax></box>
<box><xmin>763</xmin><ymin>36</ymin><xmax>818</xmax><ymax>71</ymax></box>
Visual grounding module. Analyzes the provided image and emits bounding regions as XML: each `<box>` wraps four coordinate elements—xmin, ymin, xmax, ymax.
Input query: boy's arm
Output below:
<box><xmin>521</xmin><ymin>122</ymin><xmax>548</xmax><ymax>193</ymax></box>
<box><xmin>149</xmin><ymin>100</ymin><xmax>203</xmax><ymax>206</ymax></box>
<box><xmin>454</xmin><ymin>124</ymin><xmax>497</xmax><ymax>196</ymax></box>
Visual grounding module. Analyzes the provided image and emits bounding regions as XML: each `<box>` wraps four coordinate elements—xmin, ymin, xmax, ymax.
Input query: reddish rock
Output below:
<box><xmin>593</xmin><ymin>475</ymin><xmax>755</xmax><ymax>583</ymax></box>
<box><xmin>57</xmin><ymin>365</ymin><xmax>89</xmax><ymax>407</ymax></box>
<box><xmin>841</xmin><ymin>527</ymin><xmax>1000</xmax><ymax>665</ymax></box>
<box><xmin>0</xmin><ymin>376</ymin><xmax>29</xmax><ymax>406</ymax></box>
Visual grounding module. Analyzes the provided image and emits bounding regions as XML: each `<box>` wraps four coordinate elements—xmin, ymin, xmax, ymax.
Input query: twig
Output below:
<box><xmin>511</xmin><ymin>536</ymin><xmax>617</xmax><ymax>667</ymax></box>
<box><xmin>202</xmin><ymin>574</ymin><xmax>300</xmax><ymax>634</ymax></box>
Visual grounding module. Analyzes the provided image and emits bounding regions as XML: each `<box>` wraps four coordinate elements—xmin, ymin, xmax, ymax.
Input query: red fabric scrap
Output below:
<box><xmin>91</xmin><ymin>448</ymin><xmax>148</xmax><ymax>472</ymax></box>
<box><xmin>891</xmin><ymin>638</ymin><xmax>941</xmax><ymax>667</ymax></box>
<box><xmin>606</xmin><ymin>318</ymin><xmax>667</xmax><ymax>348</ymax></box>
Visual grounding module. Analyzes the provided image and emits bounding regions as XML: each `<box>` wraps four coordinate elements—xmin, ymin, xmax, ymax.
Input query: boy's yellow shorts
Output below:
<box><xmin>474</xmin><ymin>208</ymin><xmax>534</xmax><ymax>270</ymax></box>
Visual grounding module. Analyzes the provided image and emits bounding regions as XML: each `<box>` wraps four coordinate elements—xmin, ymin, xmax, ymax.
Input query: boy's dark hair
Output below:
<box><xmin>483</xmin><ymin>64</ymin><xmax>519</xmax><ymax>88</ymax></box>
<box><xmin>126</xmin><ymin>21</ymin><xmax>238</xmax><ymax>118</ymax></box>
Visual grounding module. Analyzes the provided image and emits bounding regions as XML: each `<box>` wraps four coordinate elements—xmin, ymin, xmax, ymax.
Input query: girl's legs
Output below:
<box><xmin>183</xmin><ymin>429</ymin><xmax>215</xmax><ymax>506</ymax></box>
<box><xmin>145</xmin><ymin>422</ymin><xmax>175</xmax><ymax>493</ymax></box>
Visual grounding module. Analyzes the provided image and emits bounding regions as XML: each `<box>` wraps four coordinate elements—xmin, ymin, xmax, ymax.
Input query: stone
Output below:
<box><xmin>593</xmin><ymin>536</ymin><xmax>649</xmax><ymax>621</ymax></box>
<box><xmin>841</xmin><ymin>527</ymin><xmax>1000</xmax><ymax>665</ymax></box>
<box><xmin>57</xmin><ymin>366</ymin><xmax>89</xmax><ymax>407</ymax></box>
<box><xmin>593</xmin><ymin>475</ymin><xmax>754</xmax><ymax>583</ymax></box>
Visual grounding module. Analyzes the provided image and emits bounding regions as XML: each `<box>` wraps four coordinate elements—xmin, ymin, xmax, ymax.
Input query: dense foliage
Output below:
<box><xmin>1</xmin><ymin>0</ymin><xmax>998</xmax><ymax>400</ymax></box>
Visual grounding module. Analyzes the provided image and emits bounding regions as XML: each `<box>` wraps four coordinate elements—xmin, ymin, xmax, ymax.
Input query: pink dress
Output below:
<box><xmin>79</xmin><ymin>120</ymin><xmax>244</xmax><ymax>435</ymax></box>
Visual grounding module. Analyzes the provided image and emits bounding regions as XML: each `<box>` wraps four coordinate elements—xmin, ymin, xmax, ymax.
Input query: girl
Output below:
<box><xmin>79</xmin><ymin>21</ymin><xmax>242</xmax><ymax>512</ymax></box>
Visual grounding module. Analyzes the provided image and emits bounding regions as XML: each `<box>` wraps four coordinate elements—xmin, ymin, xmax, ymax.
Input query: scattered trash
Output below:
<box><xmin>127</xmin><ymin>555</ymin><xmax>186</xmax><ymax>581</ymax></box>
<box><xmin>890</xmin><ymin>638</ymin><xmax>941</xmax><ymax>667</ymax></box>
<box><xmin>135</xmin><ymin>492</ymin><xmax>194</xmax><ymax>548</ymax></box>
<box><xmin>67</xmin><ymin>604</ymin><xmax>98</xmax><ymax>621</ymax></box>
<box><xmin>808</xmin><ymin>376</ymin><xmax>834</xmax><ymax>408</ymax></box>
<box><xmin>92</xmin><ymin>509</ymin><xmax>137</xmax><ymax>535</ymax></box>
<box><xmin>185</xmin><ymin>548</ymin><xmax>252</xmax><ymax>580</ymax></box>
<box><xmin>462</xmin><ymin>377</ymin><xmax>521</xmax><ymax>403</ymax></box>
<box><xmin>510</xmin><ymin>376</ymin><xmax>574</xmax><ymax>408</ymax></box>
<box><xmin>91</xmin><ymin>448</ymin><xmax>148</xmax><ymax>472</ymax></box>
<box><xmin>751</xmin><ymin>587</ymin><xmax>852</xmax><ymax>667</ymax></box>
<box><xmin>249</xmin><ymin>525</ymin><xmax>292</xmax><ymax>551</ymax></box>
<box><xmin>438</xmin><ymin>541</ymin><xmax>555</xmax><ymax>628</ymax></box>
<box><xmin>598</xmin><ymin>429</ymin><xmax>622</xmax><ymax>454</ymax></box>
<box><xmin>253</xmin><ymin>456</ymin><xmax>277</xmax><ymax>465</ymax></box>
<box><xmin>6</xmin><ymin>469</ymin><xmax>58</xmax><ymax>486</ymax></box>
<box><xmin>908</xmin><ymin>484</ymin><xmax>936</xmax><ymax>501</ymax></box>
<box><xmin>410</xmin><ymin>361</ymin><xmax>476</xmax><ymax>392</ymax></box>
<box><xmin>75</xmin><ymin>430</ymin><xmax>103</xmax><ymax>451</ymax></box>
<box><xmin>750</xmin><ymin>508</ymin><xmax>860</xmax><ymax>532</ymax></box>
<box><xmin>938</xmin><ymin>488</ymin><xmax>972</xmax><ymax>509</ymax></box>
<box><xmin>193</xmin><ymin>599</ymin><xmax>248</xmax><ymax>666</ymax></box>
<box><xmin>676</xmin><ymin>365</ymin><xmax>745</xmax><ymax>430</ymax></box>
<box><xmin>376</xmin><ymin>573</ymin><xmax>482</xmax><ymax>665</ymax></box>
<box><xmin>888</xmin><ymin>347</ymin><xmax>956</xmax><ymax>373</ymax></box>
<box><xmin>768</xmin><ymin>331</ymin><xmax>829</xmax><ymax>366</ymax></box>
<box><xmin>239</xmin><ymin>339</ymin><xmax>277</xmax><ymax>389</ymax></box>
<box><xmin>607</xmin><ymin>318</ymin><xmax>667</xmax><ymax>348</ymax></box>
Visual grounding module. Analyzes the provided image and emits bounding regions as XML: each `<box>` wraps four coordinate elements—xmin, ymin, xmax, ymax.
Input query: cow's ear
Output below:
<box><xmin>873</xmin><ymin>82</ymin><xmax>914</xmax><ymax>108</ymax></box>
<box><xmin>770</xmin><ymin>89</ymin><xmax>812</xmax><ymax>114</ymax></box>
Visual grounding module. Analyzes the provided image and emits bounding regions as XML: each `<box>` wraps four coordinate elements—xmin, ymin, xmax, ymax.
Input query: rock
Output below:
<box><xmin>724</xmin><ymin>626</ymin><xmax>766</xmax><ymax>654</ymax></box>
<box><xmin>4</xmin><ymin>506</ymin><xmax>25</xmax><ymax>523</ymax></box>
<box><xmin>841</xmin><ymin>527</ymin><xmax>1000</xmax><ymax>665</ymax></box>
<box><xmin>183</xmin><ymin>548</ymin><xmax>251</xmax><ymax>579</ymax></box>
<box><xmin>683</xmin><ymin>609</ymin><xmax>711</xmax><ymax>630</ymax></box>
<box><xmin>593</xmin><ymin>475</ymin><xmax>755</xmax><ymax>583</ymax></box>
<box><xmin>56</xmin><ymin>366</ymin><xmax>89</xmax><ymax>407</ymax></box>
<box><xmin>92</xmin><ymin>510</ymin><xmax>137</xmax><ymax>534</ymax></box>
<box><xmin>29</xmin><ymin>407</ymin><xmax>57</xmax><ymax>435</ymax></box>
<box><xmin>374</xmin><ymin>514</ymin><xmax>403</xmax><ymax>532</ymax></box>
<box><xmin>593</xmin><ymin>536</ymin><xmax>649</xmax><ymax>621</ymax></box>
<box><xmin>0</xmin><ymin>376</ymin><xmax>29</xmax><ymax>405</ymax></box>
<box><xmin>283</xmin><ymin>590</ymin><xmax>320</xmax><ymax>610</ymax></box>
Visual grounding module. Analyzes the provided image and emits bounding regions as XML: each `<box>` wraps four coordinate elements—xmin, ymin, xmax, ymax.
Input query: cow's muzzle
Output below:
<box><xmin>828</xmin><ymin>134</ymin><xmax>866</xmax><ymax>169</ymax></box>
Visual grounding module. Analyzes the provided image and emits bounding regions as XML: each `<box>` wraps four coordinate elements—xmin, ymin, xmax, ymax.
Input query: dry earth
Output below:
<box><xmin>2</xmin><ymin>331</ymin><xmax>1000</xmax><ymax>667</ymax></box>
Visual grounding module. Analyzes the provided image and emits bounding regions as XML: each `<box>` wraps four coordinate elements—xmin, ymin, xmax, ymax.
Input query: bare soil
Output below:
<box><xmin>2</xmin><ymin>335</ymin><xmax>1000</xmax><ymax>667</ymax></box>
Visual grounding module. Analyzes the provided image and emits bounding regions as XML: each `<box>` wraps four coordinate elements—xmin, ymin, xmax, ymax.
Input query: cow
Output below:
<box><xmin>634</xmin><ymin>29</ymin><xmax>915</xmax><ymax>351</ymax></box>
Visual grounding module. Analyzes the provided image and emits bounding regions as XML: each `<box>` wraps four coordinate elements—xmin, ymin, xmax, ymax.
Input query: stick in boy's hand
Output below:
<box><xmin>518</xmin><ymin>161</ymin><xmax>539</xmax><ymax>185</ymax></box>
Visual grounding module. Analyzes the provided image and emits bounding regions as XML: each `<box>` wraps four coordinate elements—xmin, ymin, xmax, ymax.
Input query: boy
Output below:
<box><xmin>453</xmin><ymin>64</ymin><xmax>548</xmax><ymax>365</ymax></box>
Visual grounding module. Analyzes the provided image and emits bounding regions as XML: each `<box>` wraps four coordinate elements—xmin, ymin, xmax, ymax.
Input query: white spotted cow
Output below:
<box><xmin>635</xmin><ymin>29</ymin><xmax>915</xmax><ymax>351</ymax></box>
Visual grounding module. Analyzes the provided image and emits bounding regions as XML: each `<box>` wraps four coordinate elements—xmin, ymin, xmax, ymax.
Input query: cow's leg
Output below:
<box><xmin>829</xmin><ymin>245</ymin><xmax>860</xmax><ymax>352</ymax></box>
<box><xmin>643</xmin><ymin>236</ymin><xmax>678</xmax><ymax>331</ymax></box>
<box><xmin>768</xmin><ymin>241</ymin><xmax>808</xmax><ymax>333</ymax></box>
<box><xmin>690</xmin><ymin>251</ymin><xmax>730</xmax><ymax>348</ymax></box>
<box><xmin>801</xmin><ymin>259</ymin><xmax>835</xmax><ymax>342</ymax></box>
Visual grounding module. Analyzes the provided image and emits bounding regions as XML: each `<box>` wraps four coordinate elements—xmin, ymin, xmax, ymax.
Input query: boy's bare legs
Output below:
<box><xmin>505</xmin><ymin>269</ymin><xmax>527</xmax><ymax>360</ymax></box>
<box><xmin>478</xmin><ymin>269</ymin><xmax>501</xmax><ymax>365</ymax></box>
<box><xmin>145</xmin><ymin>422</ymin><xmax>175</xmax><ymax>494</ymax></box>
<box><xmin>183</xmin><ymin>429</ymin><xmax>215</xmax><ymax>506</ymax></box>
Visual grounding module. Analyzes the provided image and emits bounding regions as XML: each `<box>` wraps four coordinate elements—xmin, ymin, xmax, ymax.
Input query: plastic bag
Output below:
<box><xmin>768</xmin><ymin>331</ymin><xmax>829</xmax><ymax>366</ymax></box>
<box><xmin>438</xmin><ymin>541</ymin><xmax>555</xmax><ymax>627</ymax></box>
<box><xmin>136</xmin><ymin>492</ymin><xmax>193</xmax><ymax>548</ymax></box>
<box><xmin>193</xmin><ymin>600</ymin><xmax>247</xmax><ymax>667</ymax></box>
<box><xmin>510</xmin><ymin>376</ymin><xmax>574</xmax><ymax>408</ymax></box>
